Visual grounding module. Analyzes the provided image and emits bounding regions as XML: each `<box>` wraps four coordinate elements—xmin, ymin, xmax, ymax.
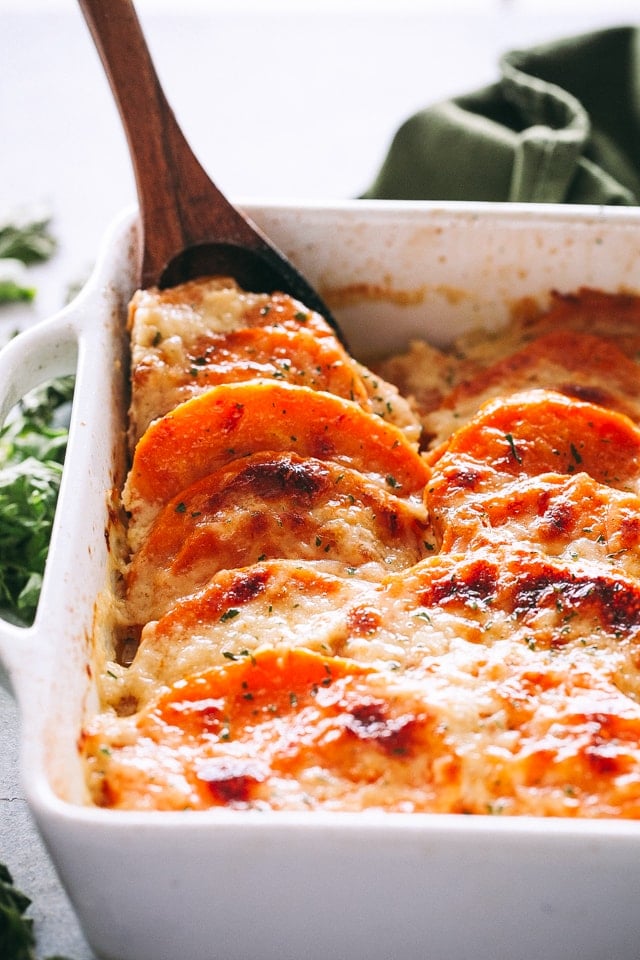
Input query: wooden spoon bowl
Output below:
<box><xmin>77</xmin><ymin>0</ymin><xmax>343</xmax><ymax>340</ymax></box>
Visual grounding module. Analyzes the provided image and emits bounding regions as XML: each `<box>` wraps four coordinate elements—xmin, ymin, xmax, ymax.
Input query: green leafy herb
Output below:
<box><xmin>0</xmin><ymin>210</ymin><xmax>56</xmax><ymax>305</ymax></box>
<box><xmin>0</xmin><ymin>862</ymin><xmax>35</xmax><ymax>960</ymax></box>
<box><xmin>0</xmin><ymin>376</ymin><xmax>74</xmax><ymax>624</ymax></box>
<box><xmin>0</xmin><ymin>213</ymin><xmax>56</xmax><ymax>266</ymax></box>
<box><xmin>0</xmin><ymin>259</ymin><xmax>36</xmax><ymax>303</ymax></box>
<box><xmin>0</xmin><ymin>862</ymin><xmax>74</xmax><ymax>960</ymax></box>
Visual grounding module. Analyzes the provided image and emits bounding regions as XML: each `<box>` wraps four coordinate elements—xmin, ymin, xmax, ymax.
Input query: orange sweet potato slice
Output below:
<box><xmin>391</xmin><ymin>544</ymin><xmax>640</xmax><ymax>655</ymax></box>
<box><xmin>120</xmin><ymin>545</ymin><xmax>640</xmax><ymax>705</ymax></box>
<box><xmin>425</xmin><ymin>330</ymin><xmax>640</xmax><ymax>447</ymax></box>
<box><xmin>429</xmin><ymin>469</ymin><xmax>640</xmax><ymax>578</ymax></box>
<box><xmin>129</xmin><ymin>324</ymin><xmax>374</xmax><ymax>443</ymax></box>
<box><xmin>123</xmin><ymin>380</ymin><xmax>429</xmax><ymax>547</ymax></box>
<box><xmin>81</xmin><ymin>648</ymin><xmax>451</xmax><ymax>812</ymax></box>
<box><xmin>427</xmin><ymin>388</ymin><xmax>640</xmax><ymax>489</ymax></box>
<box><xmin>84</xmin><ymin>602</ymin><xmax>640</xmax><ymax>814</ymax></box>
<box><xmin>426</xmin><ymin>389</ymin><xmax>640</xmax><ymax>555</ymax></box>
<box><xmin>129</xmin><ymin>281</ymin><xmax>337</xmax><ymax>342</ymax></box>
<box><xmin>125</xmin><ymin>451</ymin><xmax>433</xmax><ymax>623</ymax></box>
<box><xmin>120</xmin><ymin>560</ymin><xmax>382</xmax><ymax>700</ymax></box>
<box><xmin>520</xmin><ymin>288</ymin><xmax>640</xmax><ymax>359</ymax></box>
<box><xmin>128</xmin><ymin>276</ymin><xmax>420</xmax><ymax>445</ymax></box>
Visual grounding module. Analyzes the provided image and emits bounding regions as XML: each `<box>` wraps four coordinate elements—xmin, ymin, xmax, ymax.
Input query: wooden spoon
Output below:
<box><xmin>77</xmin><ymin>0</ymin><xmax>343</xmax><ymax>340</ymax></box>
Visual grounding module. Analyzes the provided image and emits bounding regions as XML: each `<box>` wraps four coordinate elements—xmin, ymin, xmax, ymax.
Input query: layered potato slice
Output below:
<box><xmin>423</xmin><ymin>331</ymin><xmax>640</xmax><ymax>447</ymax></box>
<box><xmin>82</xmin><ymin>644</ymin><xmax>640</xmax><ymax>816</ymax></box>
<box><xmin>122</xmin><ymin>380</ymin><xmax>430</xmax><ymax>550</ymax></box>
<box><xmin>428</xmin><ymin>470</ymin><xmax>640</xmax><ymax>576</ymax></box>
<box><xmin>376</xmin><ymin>288</ymin><xmax>640</xmax><ymax>449</ymax></box>
<box><xmin>84</xmin><ymin>648</ymin><xmax>454</xmax><ymax>813</ymax></box>
<box><xmin>426</xmin><ymin>388</ymin><xmax>640</xmax><ymax>562</ymax></box>
<box><xmin>108</xmin><ymin>561</ymin><xmax>385</xmax><ymax>708</ymax></box>
<box><xmin>426</xmin><ymin>388</ymin><xmax>640</xmax><ymax>490</ymax></box>
<box><xmin>87</xmin><ymin>547</ymin><xmax>640</xmax><ymax>815</ymax></box>
<box><xmin>127</xmin><ymin>277</ymin><xmax>419</xmax><ymax>445</ymax></box>
<box><xmin>125</xmin><ymin>451</ymin><xmax>434</xmax><ymax>624</ymax></box>
<box><xmin>514</xmin><ymin>288</ymin><xmax>640</xmax><ymax>358</ymax></box>
<box><xmin>108</xmin><ymin>544</ymin><xmax>640</xmax><ymax>714</ymax></box>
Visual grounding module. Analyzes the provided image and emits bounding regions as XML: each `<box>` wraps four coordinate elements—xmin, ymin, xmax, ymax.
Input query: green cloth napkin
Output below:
<box><xmin>363</xmin><ymin>26</ymin><xmax>640</xmax><ymax>205</ymax></box>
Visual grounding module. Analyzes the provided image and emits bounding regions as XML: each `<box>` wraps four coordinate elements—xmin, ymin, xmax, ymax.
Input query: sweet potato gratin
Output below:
<box><xmin>81</xmin><ymin>283</ymin><xmax>640</xmax><ymax>817</ymax></box>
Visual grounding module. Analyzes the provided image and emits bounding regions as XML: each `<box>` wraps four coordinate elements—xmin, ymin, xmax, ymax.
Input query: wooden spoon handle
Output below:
<box><xmin>78</xmin><ymin>0</ymin><xmax>256</xmax><ymax>287</ymax></box>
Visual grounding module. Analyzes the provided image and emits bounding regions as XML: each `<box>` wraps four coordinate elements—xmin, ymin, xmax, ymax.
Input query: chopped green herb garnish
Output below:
<box><xmin>504</xmin><ymin>433</ymin><xmax>522</xmax><ymax>464</ymax></box>
<box><xmin>220</xmin><ymin>608</ymin><xmax>240</xmax><ymax>623</ymax></box>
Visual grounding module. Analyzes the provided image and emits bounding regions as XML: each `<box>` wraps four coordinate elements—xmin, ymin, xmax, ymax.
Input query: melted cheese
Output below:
<box><xmin>125</xmin><ymin>452</ymin><xmax>434</xmax><ymax>624</ymax></box>
<box><xmin>122</xmin><ymin>379</ymin><xmax>429</xmax><ymax>551</ymax></box>
<box><xmin>127</xmin><ymin>279</ymin><xmax>419</xmax><ymax>445</ymax></box>
<box><xmin>82</xmin><ymin>281</ymin><xmax>640</xmax><ymax>818</ymax></box>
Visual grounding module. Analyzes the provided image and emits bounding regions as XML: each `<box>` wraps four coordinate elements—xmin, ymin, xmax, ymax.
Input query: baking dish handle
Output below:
<box><xmin>0</xmin><ymin>311</ymin><xmax>79</xmax><ymax>695</ymax></box>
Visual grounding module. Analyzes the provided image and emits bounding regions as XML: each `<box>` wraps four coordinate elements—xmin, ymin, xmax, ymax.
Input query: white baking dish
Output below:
<box><xmin>2</xmin><ymin>199</ymin><xmax>640</xmax><ymax>960</ymax></box>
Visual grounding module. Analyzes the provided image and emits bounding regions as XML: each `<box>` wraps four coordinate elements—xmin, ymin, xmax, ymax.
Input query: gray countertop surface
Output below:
<box><xmin>1</xmin><ymin>686</ymin><xmax>96</xmax><ymax>959</ymax></box>
<box><xmin>2</xmin><ymin>2</ymin><xmax>638</xmax><ymax>956</ymax></box>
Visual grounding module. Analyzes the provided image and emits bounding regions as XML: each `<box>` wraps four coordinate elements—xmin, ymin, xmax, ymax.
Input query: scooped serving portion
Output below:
<box><xmin>80</xmin><ymin>280</ymin><xmax>640</xmax><ymax>817</ymax></box>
